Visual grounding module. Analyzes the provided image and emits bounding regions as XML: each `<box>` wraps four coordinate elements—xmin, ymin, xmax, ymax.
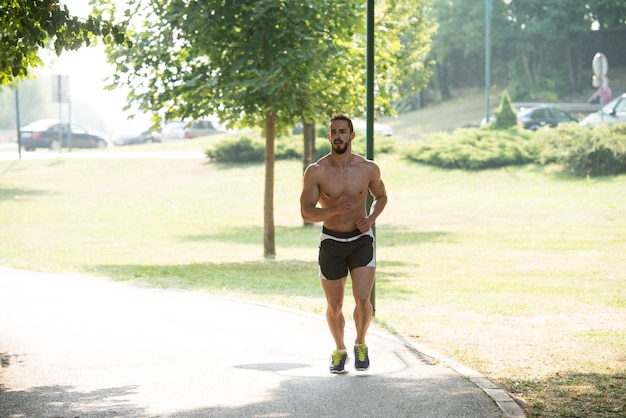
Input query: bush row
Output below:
<box><xmin>402</xmin><ymin>127</ymin><xmax>534</xmax><ymax>170</ymax></box>
<box><xmin>206</xmin><ymin>133</ymin><xmax>396</xmax><ymax>163</ymax></box>
<box><xmin>205</xmin><ymin>123</ymin><xmax>626</xmax><ymax>177</ymax></box>
<box><xmin>533</xmin><ymin>123</ymin><xmax>626</xmax><ymax>177</ymax></box>
<box><xmin>403</xmin><ymin>123</ymin><xmax>626</xmax><ymax>177</ymax></box>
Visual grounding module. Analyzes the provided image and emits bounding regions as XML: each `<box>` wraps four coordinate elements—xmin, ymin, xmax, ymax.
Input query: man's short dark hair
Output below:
<box><xmin>329</xmin><ymin>113</ymin><xmax>354</xmax><ymax>133</ymax></box>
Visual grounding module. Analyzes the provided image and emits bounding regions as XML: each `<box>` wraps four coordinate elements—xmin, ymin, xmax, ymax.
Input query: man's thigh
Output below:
<box><xmin>350</xmin><ymin>266</ymin><xmax>375</xmax><ymax>301</ymax></box>
<box><xmin>321</xmin><ymin>276</ymin><xmax>347</xmax><ymax>306</ymax></box>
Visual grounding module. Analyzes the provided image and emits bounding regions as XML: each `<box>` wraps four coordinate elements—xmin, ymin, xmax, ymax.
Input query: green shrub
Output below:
<box><xmin>275</xmin><ymin>137</ymin><xmax>302</xmax><ymax>160</ymax></box>
<box><xmin>207</xmin><ymin>133</ymin><xmax>395</xmax><ymax>163</ymax></box>
<box><xmin>533</xmin><ymin>123</ymin><xmax>626</xmax><ymax>177</ymax></box>
<box><xmin>205</xmin><ymin>136</ymin><xmax>265</xmax><ymax>162</ymax></box>
<box><xmin>350</xmin><ymin>135</ymin><xmax>396</xmax><ymax>156</ymax></box>
<box><xmin>493</xmin><ymin>90</ymin><xmax>518</xmax><ymax>130</ymax></box>
<box><xmin>402</xmin><ymin>127</ymin><xmax>534</xmax><ymax>170</ymax></box>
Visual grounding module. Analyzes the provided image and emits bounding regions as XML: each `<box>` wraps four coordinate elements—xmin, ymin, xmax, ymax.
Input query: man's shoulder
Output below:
<box><xmin>308</xmin><ymin>154</ymin><xmax>332</xmax><ymax>169</ymax></box>
<box><xmin>352</xmin><ymin>154</ymin><xmax>380</xmax><ymax>171</ymax></box>
<box><xmin>304</xmin><ymin>155</ymin><xmax>330</xmax><ymax>178</ymax></box>
<box><xmin>307</xmin><ymin>153</ymin><xmax>378</xmax><ymax>171</ymax></box>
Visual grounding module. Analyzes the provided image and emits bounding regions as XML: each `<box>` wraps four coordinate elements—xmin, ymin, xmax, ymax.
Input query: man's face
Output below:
<box><xmin>328</xmin><ymin>119</ymin><xmax>355</xmax><ymax>155</ymax></box>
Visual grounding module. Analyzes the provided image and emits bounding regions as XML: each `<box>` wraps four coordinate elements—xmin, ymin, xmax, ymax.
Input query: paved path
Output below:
<box><xmin>0</xmin><ymin>268</ymin><xmax>524</xmax><ymax>417</ymax></box>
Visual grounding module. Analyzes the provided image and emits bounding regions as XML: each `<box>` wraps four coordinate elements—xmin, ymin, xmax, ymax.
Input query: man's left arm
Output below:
<box><xmin>355</xmin><ymin>164</ymin><xmax>387</xmax><ymax>232</ymax></box>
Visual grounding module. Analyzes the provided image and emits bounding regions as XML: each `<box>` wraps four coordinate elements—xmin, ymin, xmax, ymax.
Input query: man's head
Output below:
<box><xmin>328</xmin><ymin>113</ymin><xmax>355</xmax><ymax>155</ymax></box>
<box><xmin>329</xmin><ymin>113</ymin><xmax>354</xmax><ymax>133</ymax></box>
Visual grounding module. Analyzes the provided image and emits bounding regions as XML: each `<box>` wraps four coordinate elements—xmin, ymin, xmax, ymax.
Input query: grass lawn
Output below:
<box><xmin>1</xmin><ymin>121</ymin><xmax>625</xmax><ymax>416</ymax></box>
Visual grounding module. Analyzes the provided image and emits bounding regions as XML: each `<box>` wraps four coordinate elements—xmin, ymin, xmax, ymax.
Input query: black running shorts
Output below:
<box><xmin>318</xmin><ymin>226</ymin><xmax>376</xmax><ymax>281</ymax></box>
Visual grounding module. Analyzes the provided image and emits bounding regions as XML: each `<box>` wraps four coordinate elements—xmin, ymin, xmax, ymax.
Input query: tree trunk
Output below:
<box><xmin>302</xmin><ymin>121</ymin><xmax>316</xmax><ymax>227</ymax></box>
<box><xmin>302</xmin><ymin>121</ymin><xmax>316</xmax><ymax>172</ymax></box>
<box><xmin>521</xmin><ymin>50</ymin><xmax>533</xmax><ymax>84</ymax></box>
<box><xmin>566</xmin><ymin>38</ymin><xmax>575</xmax><ymax>88</ymax></box>
<box><xmin>263</xmin><ymin>110</ymin><xmax>276</xmax><ymax>257</ymax></box>
<box><xmin>435</xmin><ymin>55</ymin><xmax>451</xmax><ymax>100</ymax></box>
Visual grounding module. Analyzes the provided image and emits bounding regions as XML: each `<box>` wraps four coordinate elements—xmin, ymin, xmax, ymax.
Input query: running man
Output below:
<box><xmin>300</xmin><ymin>113</ymin><xmax>388</xmax><ymax>373</ymax></box>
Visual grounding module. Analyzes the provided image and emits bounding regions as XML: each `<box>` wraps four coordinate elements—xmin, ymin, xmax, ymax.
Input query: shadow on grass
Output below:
<box><xmin>181</xmin><ymin>225</ymin><xmax>319</xmax><ymax>247</ymax></box>
<box><xmin>182</xmin><ymin>225</ymin><xmax>452</xmax><ymax>248</ymax></box>
<box><xmin>96</xmin><ymin>227</ymin><xmax>442</xmax><ymax>300</ymax></box>
<box><xmin>501</xmin><ymin>371</ymin><xmax>626</xmax><ymax>417</ymax></box>
<box><xmin>0</xmin><ymin>187</ymin><xmax>55</xmax><ymax>201</ymax></box>
<box><xmin>92</xmin><ymin>259</ymin><xmax>422</xmax><ymax>310</ymax></box>
<box><xmin>93</xmin><ymin>260</ymin><xmax>322</xmax><ymax>298</ymax></box>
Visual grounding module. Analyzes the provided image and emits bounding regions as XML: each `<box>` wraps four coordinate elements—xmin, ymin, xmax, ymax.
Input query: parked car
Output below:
<box><xmin>161</xmin><ymin>120</ymin><xmax>222</xmax><ymax>140</ymax></box>
<box><xmin>579</xmin><ymin>93</ymin><xmax>626</xmax><ymax>127</ymax></box>
<box><xmin>352</xmin><ymin>119</ymin><xmax>394</xmax><ymax>136</ymax></box>
<box><xmin>111</xmin><ymin>124</ymin><xmax>161</xmax><ymax>146</ymax></box>
<box><xmin>517</xmin><ymin>106</ymin><xmax>578</xmax><ymax>130</ymax></box>
<box><xmin>20</xmin><ymin>119</ymin><xmax>108</xmax><ymax>151</ymax></box>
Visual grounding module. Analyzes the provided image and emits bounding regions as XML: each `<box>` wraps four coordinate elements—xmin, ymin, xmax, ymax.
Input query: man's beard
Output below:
<box><xmin>332</xmin><ymin>142</ymin><xmax>349</xmax><ymax>155</ymax></box>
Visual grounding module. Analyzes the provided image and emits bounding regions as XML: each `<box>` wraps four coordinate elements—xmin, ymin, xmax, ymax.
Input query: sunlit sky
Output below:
<box><xmin>40</xmin><ymin>1</ymin><xmax>148</xmax><ymax>134</ymax></box>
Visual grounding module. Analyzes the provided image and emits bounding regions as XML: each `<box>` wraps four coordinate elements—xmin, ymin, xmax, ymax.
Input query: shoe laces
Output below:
<box><xmin>332</xmin><ymin>350</ymin><xmax>345</xmax><ymax>366</ymax></box>
<box><xmin>355</xmin><ymin>344</ymin><xmax>368</xmax><ymax>361</ymax></box>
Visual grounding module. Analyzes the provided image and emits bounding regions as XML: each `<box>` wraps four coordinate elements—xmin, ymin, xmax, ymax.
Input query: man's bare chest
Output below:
<box><xmin>319</xmin><ymin>173</ymin><xmax>368</xmax><ymax>200</ymax></box>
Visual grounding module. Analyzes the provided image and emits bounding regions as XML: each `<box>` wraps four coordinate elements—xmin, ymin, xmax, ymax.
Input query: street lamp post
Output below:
<box><xmin>485</xmin><ymin>0</ymin><xmax>492</xmax><ymax>124</ymax></box>
<box><xmin>486</xmin><ymin>0</ymin><xmax>512</xmax><ymax>123</ymax></box>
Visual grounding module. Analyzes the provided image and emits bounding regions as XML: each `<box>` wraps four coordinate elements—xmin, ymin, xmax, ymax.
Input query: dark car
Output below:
<box><xmin>20</xmin><ymin>119</ymin><xmax>108</xmax><ymax>151</ymax></box>
<box><xmin>517</xmin><ymin>106</ymin><xmax>578</xmax><ymax>130</ymax></box>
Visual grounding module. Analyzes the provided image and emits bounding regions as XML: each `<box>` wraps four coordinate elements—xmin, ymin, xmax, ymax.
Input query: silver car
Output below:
<box><xmin>580</xmin><ymin>93</ymin><xmax>626</xmax><ymax>127</ymax></box>
<box><xmin>161</xmin><ymin>120</ymin><xmax>222</xmax><ymax>140</ymax></box>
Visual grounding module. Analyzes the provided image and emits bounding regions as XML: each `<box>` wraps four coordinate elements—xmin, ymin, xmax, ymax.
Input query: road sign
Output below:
<box><xmin>51</xmin><ymin>74</ymin><xmax>70</xmax><ymax>103</ymax></box>
<box><xmin>592</xmin><ymin>53</ymin><xmax>608</xmax><ymax>78</ymax></box>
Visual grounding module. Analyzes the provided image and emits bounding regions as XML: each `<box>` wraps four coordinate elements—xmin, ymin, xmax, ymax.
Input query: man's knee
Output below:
<box><xmin>327</xmin><ymin>300</ymin><xmax>344</xmax><ymax>314</ymax></box>
<box><xmin>354</xmin><ymin>296</ymin><xmax>372</xmax><ymax>308</ymax></box>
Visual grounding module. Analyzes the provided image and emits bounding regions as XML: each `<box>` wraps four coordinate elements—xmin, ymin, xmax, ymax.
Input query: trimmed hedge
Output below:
<box><xmin>205</xmin><ymin>137</ymin><xmax>265</xmax><ymax>162</ymax></box>
<box><xmin>207</xmin><ymin>124</ymin><xmax>626</xmax><ymax>178</ymax></box>
<box><xmin>533</xmin><ymin>123</ymin><xmax>626</xmax><ymax>177</ymax></box>
<box><xmin>402</xmin><ymin>127</ymin><xmax>534</xmax><ymax>170</ymax></box>
<box><xmin>206</xmin><ymin>133</ymin><xmax>395</xmax><ymax>163</ymax></box>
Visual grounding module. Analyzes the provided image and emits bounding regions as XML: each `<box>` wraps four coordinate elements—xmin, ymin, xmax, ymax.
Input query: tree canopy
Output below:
<box><xmin>0</xmin><ymin>0</ymin><xmax>127</xmax><ymax>85</ymax></box>
<box><xmin>96</xmin><ymin>0</ymin><xmax>434</xmax><ymax>256</ymax></box>
<box><xmin>98</xmin><ymin>0</ymin><xmax>433</xmax><ymax>129</ymax></box>
<box><xmin>101</xmin><ymin>0</ymin><xmax>363</xmax><ymax>130</ymax></box>
<box><xmin>428</xmin><ymin>0</ymin><xmax>626</xmax><ymax>101</ymax></box>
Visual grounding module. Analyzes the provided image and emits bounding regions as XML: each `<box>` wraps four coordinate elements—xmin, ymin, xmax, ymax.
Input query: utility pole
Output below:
<box><xmin>14</xmin><ymin>87</ymin><xmax>21</xmax><ymax>160</ymax></box>
<box><xmin>366</xmin><ymin>0</ymin><xmax>376</xmax><ymax>315</ymax></box>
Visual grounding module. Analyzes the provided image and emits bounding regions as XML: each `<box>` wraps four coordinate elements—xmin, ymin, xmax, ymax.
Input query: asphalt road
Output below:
<box><xmin>0</xmin><ymin>267</ymin><xmax>525</xmax><ymax>417</ymax></box>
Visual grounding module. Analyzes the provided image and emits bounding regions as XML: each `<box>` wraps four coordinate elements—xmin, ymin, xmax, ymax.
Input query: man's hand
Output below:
<box><xmin>335</xmin><ymin>196</ymin><xmax>352</xmax><ymax>215</ymax></box>
<box><xmin>355</xmin><ymin>217</ymin><xmax>371</xmax><ymax>233</ymax></box>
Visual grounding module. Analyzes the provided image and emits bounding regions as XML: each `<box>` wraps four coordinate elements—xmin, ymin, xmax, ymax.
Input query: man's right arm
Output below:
<box><xmin>300</xmin><ymin>165</ymin><xmax>349</xmax><ymax>223</ymax></box>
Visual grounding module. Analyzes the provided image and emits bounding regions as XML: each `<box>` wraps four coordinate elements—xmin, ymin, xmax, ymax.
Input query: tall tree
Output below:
<box><xmin>98</xmin><ymin>0</ymin><xmax>363</xmax><ymax>257</ymax></box>
<box><xmin>428</xmin><ymin>1</ymin><xmax>486</xmax><ymax>96</ymax></box>
<box><xmin>97</xmin><ymin>0</ymin><xmax>434</xmax><ymax>256</ymax></box>
<box><xmin>429</xmin><ymin>0</ymin><xmax>626</xmax><ymax>101</ymax></box>
<box><xmin>373</xmin><ymin>0</ymin><xmax>436</xmax><ymax>111</ymax></box>
<box><xmin>300</xmin><ymin>0</ymin><xmax>435</xmax><ymax>170</ymax></box>
<box><xmin>0</xmin><ymin>0</ymin><xmax>126</xmax><ymax>85</ymax></box>
<box><xmin>98</xmin><ymin>0</ymin><xmax>434</xmax><ymax>256</ymax></box>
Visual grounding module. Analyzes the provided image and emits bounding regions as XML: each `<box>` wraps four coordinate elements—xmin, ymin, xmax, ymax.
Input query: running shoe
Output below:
<box><xmin>329</xmin><ymin>350</ymin><xmax>349</xmax><ymax>374</ymax></box>
<box><xmin>354</xmin><ymin>343</ymin><xmax>370</xmax><ymax>371</ymax></box>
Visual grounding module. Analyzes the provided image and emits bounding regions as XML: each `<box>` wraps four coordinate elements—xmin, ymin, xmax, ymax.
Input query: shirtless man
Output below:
<box><xmin>300</xmin><ymin>113</ymin><xmax>388</xmax><ymax>373</ymax></box>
